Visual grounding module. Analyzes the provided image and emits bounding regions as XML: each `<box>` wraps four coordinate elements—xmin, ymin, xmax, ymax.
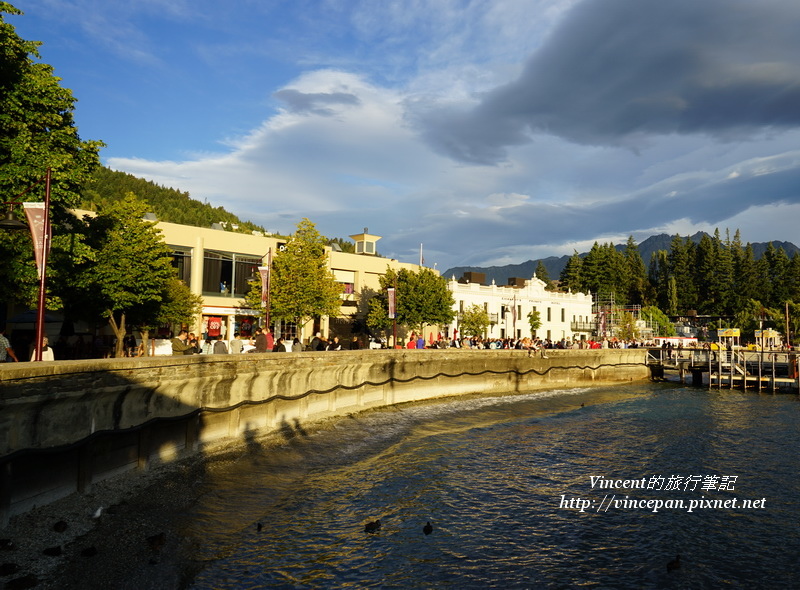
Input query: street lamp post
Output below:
<box><xmin>0</xmin><ymin>169</ymin><xmax>52</xmax><ymax>361</ymax></box>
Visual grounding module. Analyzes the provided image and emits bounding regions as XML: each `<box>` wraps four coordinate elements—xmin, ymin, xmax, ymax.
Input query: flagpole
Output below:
<box><xmin>33</xmin><ymin>169</ymin><xmax>51</xmax><ymax>362</ymax></box>
<box><xmin>419</xmin><ymin>243</ymin><xmax>423</xmax><ymax>266</ymax></box>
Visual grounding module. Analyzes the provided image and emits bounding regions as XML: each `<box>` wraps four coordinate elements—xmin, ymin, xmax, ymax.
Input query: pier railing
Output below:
<box><xmin>647</xmin><ymin>347</ymin><xmax>800</xmax><ymax>393</ymax></box>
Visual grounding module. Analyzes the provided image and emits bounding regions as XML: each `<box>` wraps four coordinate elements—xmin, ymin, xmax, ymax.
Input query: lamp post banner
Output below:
<box><xmin>258</xmin><ymin>266</ymin><xmax>270</xmax><ymax>306</ymax></box>
<box><xmin>387</xmin><ymin>287</ymin><xmax>396</xmax><ymax>319</ymax></box>
<box><xmin>22</xmin><ymin>202</ymin><xmax>49</xmax><ymax>279</ymax></box>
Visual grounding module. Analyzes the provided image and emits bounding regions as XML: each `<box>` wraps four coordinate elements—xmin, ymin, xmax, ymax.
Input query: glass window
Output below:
<box><xmin>170</xmin><ymin>247</ymin><xmax>192</xmax><ymax>284</ymax></box>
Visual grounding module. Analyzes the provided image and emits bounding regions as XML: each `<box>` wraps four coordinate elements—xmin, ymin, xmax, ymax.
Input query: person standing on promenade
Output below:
<box><xmin>253</xmin><ymin>328</ymin><xmax>268</xmax><ymax>353</ymax></box>
<box><xmin>265</xmin><ymin>328</ymin><xmax>274</xmax><ymax>352</ymax></box>
<box><xmin>30</xmin><ymin>336</ymin><xmax>55</xmax><ymax>361</ymax></box>
<box><xmin>0</xmin><ymin>324</ymin><xmax>19</xmax><ymax>362</ymax></box>
<box><xmin>171</xmin><ymin>330</ymin><xmax>193</xmax><ymax>355</ymax></box>
<box><xmin>213</xmin><ymin>334</ymin><xmax>228</xmax><ymax>354</ymax></box>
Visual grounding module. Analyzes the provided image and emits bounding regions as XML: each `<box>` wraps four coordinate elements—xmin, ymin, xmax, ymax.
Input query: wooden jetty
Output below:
<box><xmin>646</xmin><ymin>348</ymin><xmax>800</xmax><ymax>393</ymax></box>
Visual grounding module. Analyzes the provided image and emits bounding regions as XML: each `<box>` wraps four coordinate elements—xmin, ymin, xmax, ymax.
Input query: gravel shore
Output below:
<box><xmin>0</xmin><ymin>453</ymin><xmax>215</xmax><ymax>590</ymax></box>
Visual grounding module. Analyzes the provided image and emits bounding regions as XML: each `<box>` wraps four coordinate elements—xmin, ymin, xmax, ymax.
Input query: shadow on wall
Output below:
<box><xmin>0</xmin><ymin>364</ymin><xmax>207</xmax><ymax>525</ymax></box>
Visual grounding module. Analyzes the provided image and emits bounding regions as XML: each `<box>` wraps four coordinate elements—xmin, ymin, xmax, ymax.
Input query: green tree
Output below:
<box><xmin>623</xmin><ymin>236</ymin><xmax>649</xmax><ymax>305</ymax></box>
<box><xmin>368</xmin><ymin>266</ymin><xmax>455</xmax><ymax>334</ymax></box>
<box><xmin>534</xmin><ymin>260</ymin><xmax>554</xmax><ymax>290</ymax></box>
<box><xmin>132</xmin><ymin>277</ymin><xmax>203</xmax><ymax>355</ymax></box>
<box><xmin>669</xmin><ymin>235</ymin><xmax>697</xmax><ymax>312</ymax></box>
<box><xmin>641</xmin><ymin>305</ymin><xmax>675</xmax><ymax>337</ymax></box>
<box><xmin>559</xmin><ymin>251</ymin><xmax>583</xmax><ymax>293</ymax></box>
<box><xmin>459</xmin><ymin>303</ymin><xmax>490</xmax><ymax>338</ymax></box>
<box><xmin>0</xmin><ymin>3</ymin><xmax>103</xmax><ymax>306</ymax></box>
<box><xmin>527</xmin><ymin>309</ymin><xmax>542</xmax><ymax>337</ymax></box>
<box><xmin>616</xmin><ymin>311</ymin><xmax>641</xmax><ymax>341</ymax></box>
<box><xmin>71</xmin><ymin>194</ymin><xmax>178</xmax><ymax>357</ymax></box>
<box><xmin>733</xmin><ymin>299</ymin><xmax>780</xmax><ymax>342</ymax></box>
<box><xmin>268</xmin><ymin>218</ymin><xmax>342</xmax><ymax>329</ymax></box>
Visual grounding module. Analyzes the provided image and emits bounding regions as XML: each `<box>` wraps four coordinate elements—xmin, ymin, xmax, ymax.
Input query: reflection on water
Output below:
<box><xmin>181</xmin><ymin>385</ymin><xmax>800</xmax><ymax>589</ymax></box>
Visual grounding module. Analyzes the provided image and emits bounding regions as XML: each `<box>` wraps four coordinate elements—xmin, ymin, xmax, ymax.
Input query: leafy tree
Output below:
<box><xmin>71</xmin><ymin>194</ymin><xmax>178</xmax><ymax>357</ymax></box>
<box><xmin>527</xmin><ymin>309</ymin><xmax>542</xmax><ymax>337</ymax></box>
<box><xmin>733</xmin><ymin>299</ymin><xmax>780</xmax><ymax>341</ymax></box>
<box><xmin>641</xmin><ymin>305</ymin><xmax>675</xmax><ymax>337</ymax></box>
<box><xmin>459</xmin><ymin>304</ymin><xmax>490</xmax><ymax>338</ymax></box>
<box><xmin>785</xmin><ymin>301</ymin><xmax>800</xmax><ymax>345</ymax></box>
<box><xmin>0</xmin><ymin>2</ymin><xmax>103</xmax><ymax>306</ymax></box>
<box><xmin>368</xmin><ymin>266</ymin><xmax>455</xmax><ymax>334</ymax></box>
<box><xmin>268</xmin><ymin>218</ymin><xmax>342</xmax><ymax>329</ymax></box>
<box><xmin>132</xmin><ymin>277</ymin><xmax>203</xmax><ymax>355</ymax></box>
<box><xmin>616</xmin><ymin>311</ymin><xmax>641</xmax><ymax>341</ymax></box>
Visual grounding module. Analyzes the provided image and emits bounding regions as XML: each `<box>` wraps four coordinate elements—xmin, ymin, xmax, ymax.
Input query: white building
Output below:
<box><xmin>446</xmin><ymin>273</ymin><xmax>594</xmax><ymax>342</ymax></box>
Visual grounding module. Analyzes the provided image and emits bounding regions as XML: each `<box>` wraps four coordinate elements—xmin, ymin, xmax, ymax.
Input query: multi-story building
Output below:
<box><xmin>154</xmin><ymin>220</ymin><xmax>421</xmax><ymax>342</ymax></box>
<box><xmin>446</xmin><ymin>272</ymin><xmax>594</xmax><ymax>342</ymax></box>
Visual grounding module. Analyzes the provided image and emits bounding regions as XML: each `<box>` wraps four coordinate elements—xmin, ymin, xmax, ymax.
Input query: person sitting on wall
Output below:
<box><xmin>273</xmin><ymin>337</ymin><xmax>287</xmax><ymax>352</ymax></box>
<box><xmin>172</xmin><ymin>330</ymin><xmax>193</xmax><ymax>355</ymax></box>
<box><xmin>327</xmin><ymin>336</ymin><xmax>342</xmax><ymax>351</ymax></box>
<box><xmin>349</xmin><ymin>336</ymin><xmax>360</xmax><ymax>350</ymax></box>
<box><xmin>229</xmin><ymin>332</ymin><xmax>243</xmax><ymax>354</ymax></box>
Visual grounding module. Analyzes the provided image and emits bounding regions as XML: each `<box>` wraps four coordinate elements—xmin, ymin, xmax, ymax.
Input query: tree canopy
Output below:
<box><xmin>459</xmin><ymin>304</ymin><xmax>490</xmax><ymax>338</ymax></box>
<box><xmin>70</xmin><ymin>194</ymin><xmax>184</xmax><ymax>356</ymax></box>
<box><xmin>0</xmin><ymin>2</ymin><xmax>103</xmax><ymax>306</ymax></box>
<box><xmin>367</xmin><ymin>266</ymin><xmax>456</xmax><ymax>335</ymax></box>
<box><xmin>259</xmin><ymin>218</ymin><xmax>343</xmax><ymax>329</ymax></box>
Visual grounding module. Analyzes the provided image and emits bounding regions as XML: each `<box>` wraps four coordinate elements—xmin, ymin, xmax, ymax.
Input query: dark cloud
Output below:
<box><xmin>273</xmin><ymin>89</ymin><xmax>360</xmax><ymax>115</ymax></box>
<box><xmin>415</xmin><ymin>0</ymin><xmax>800</xmax><ymax>163</ymax></box>
<box><xmin>383</xmin><ymin>156</ymin><xmax>800</xmax><ymax>267</ymax></box>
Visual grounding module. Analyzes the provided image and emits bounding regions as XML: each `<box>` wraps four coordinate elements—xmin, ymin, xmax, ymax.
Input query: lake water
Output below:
<box><xmin>179</xmin><ymin>384</ymin><xmax>800</xmax><ymax>589</ymax></box>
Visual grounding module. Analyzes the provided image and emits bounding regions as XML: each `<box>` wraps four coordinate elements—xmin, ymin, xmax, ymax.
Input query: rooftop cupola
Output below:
<box><xmin>349</xmin><ymin>227</ymin><xmax>381</xmax><ymax>255</ymax></box>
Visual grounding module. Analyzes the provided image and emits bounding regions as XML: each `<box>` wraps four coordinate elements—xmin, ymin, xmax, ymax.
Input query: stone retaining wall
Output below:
<box><xmin>0</xmin><ymin>349</ymin><xmax>649</xmax><ymax>524</ymax></box>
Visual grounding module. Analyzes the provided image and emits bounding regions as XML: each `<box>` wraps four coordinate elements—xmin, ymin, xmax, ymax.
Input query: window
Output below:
<box><xmin>561</xmin><ymin>308</ymin><xmax>565</xmax><ymax>322</ymax></box>
<box><xmin>170</xmin><ymin>247</ymin><xmax>192</xmax><ymax>284</ymax></box>
<box><xmin>203</xmin><ymin>250</ymin><xmax>261</xmax><ymax>297</ymax></box>
<box><xmin>333</xmin><ymin>269</ymin><xmax>356</xmax><ymax>298</ymax></box>
<box><xmin>547</xmin><ymin>307</ymin><xmax>552</xmax><ymax>322</ymax></box>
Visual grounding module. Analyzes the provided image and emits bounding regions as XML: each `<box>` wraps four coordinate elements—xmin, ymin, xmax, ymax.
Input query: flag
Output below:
<box><xmin>23</xmin><ymin>203</ymin><xmax>50</xmax><ymax>279</ymax></box>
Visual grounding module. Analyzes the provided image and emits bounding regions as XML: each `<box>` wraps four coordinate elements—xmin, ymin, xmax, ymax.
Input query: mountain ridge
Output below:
<box><xmin>442</xmin><ymin>232</ymin><xmax>800</xmax><ymax>285</ymax></box>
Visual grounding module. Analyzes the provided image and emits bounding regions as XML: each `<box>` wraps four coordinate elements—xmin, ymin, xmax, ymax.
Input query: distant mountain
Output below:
<box><xmin>443</xmin><ymin>232</ymin><xmax>800</xmax><ymax>286</ymax></box>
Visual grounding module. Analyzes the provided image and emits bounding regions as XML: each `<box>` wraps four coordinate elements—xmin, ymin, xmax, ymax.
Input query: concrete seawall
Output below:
<box><xmin>0</xmin><ymin>348</ymin><xmax>649</xmax><ymax>524</ymax></box>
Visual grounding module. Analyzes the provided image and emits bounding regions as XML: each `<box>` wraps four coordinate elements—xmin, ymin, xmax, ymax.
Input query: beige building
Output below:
<box><xmin>155</xmin><ymin>220</ymin><xmax>422</xmax><ymax>343</ymax></box>
<box><xmin>447</xmin><ymin>272</ymin><xmax>594</xmax><ymax>342</ymax></box>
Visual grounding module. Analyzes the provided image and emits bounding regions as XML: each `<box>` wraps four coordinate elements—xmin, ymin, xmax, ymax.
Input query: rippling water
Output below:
<box><xmin>179</xmin><ymin>384</ymin><xmax>800</xmax><ymax>589</ymax></box>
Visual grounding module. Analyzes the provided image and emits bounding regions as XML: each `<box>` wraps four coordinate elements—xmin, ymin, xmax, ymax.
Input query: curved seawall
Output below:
<box><xmin>0</xmin><ymin>349</ymin><xmax>649</xmax><ymax>523</ymax></box>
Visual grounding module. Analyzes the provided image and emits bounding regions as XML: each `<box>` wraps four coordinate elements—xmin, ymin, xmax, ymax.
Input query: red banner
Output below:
<box><xmin>23</xmin><ymin>202</ymin><xmax>49</xmax><ymax>279</ymax></box>
<box><xmin>207</xmin><ymin>316</ymin><xmax>222</xmax><ymax>337</ymax></box>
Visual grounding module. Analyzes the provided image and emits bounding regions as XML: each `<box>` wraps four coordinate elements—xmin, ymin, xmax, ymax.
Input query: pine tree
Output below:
<box><xmin>559</xmin><ymin>251</ymin><xmax>583</xmax><ymax>293</ymax></box>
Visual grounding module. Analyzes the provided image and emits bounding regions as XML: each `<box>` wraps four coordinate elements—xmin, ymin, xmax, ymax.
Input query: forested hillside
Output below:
<box><xmin>80</xmin><ymin>166</ymin><xmax>269</xmax><ymax>235</ymax></box>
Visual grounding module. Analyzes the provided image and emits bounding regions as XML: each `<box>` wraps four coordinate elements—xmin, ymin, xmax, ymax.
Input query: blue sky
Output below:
<box><xmin>9</xmin><ymin>0</ymin><xmax>800</xmax><ymax>273</ymax></box>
